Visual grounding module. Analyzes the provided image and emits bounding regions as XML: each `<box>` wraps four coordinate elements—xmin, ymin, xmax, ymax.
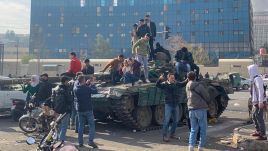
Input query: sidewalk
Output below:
<box><xmin>233</xmin><ymin>122</ymin><xmax>268</xmax><ymax>151</ymax></box>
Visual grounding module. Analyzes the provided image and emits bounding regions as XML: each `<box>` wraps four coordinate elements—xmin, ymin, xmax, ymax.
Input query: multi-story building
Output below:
<box><xmin>253</xmin><ymin>11</ymin><xmax>268</xmax><ymax>52</ymax></box>
<box><xmin>30</xmin><ymin>0</ymin><xmax>253</xmax><ymax>60</ymax></box>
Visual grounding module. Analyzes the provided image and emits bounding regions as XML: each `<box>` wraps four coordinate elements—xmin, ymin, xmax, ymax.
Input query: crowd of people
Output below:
<box><xmin>20</xmin><ymin>14</ymin><xmax>268</xmax><ymax>151</ymax></box>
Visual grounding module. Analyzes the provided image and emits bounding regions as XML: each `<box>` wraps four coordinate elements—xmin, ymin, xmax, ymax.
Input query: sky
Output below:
<box><xmin>0</xmin><ymin>0</ymin><xmax>267</xmax><ymax>34</ymax></box>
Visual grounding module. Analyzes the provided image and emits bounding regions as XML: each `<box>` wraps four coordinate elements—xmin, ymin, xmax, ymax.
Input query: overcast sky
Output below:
<box><xmin>0</xmin><ymin>0</ymin><xmax>267</xmax><ymax>34</ymax></box>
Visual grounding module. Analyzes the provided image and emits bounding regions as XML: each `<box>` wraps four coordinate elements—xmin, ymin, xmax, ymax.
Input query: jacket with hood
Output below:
<box><xmin>248</xmin><ymin>64</ymin><xmax>265</xmax><ymax>105</ymax></box>
<box><xmin>186</xmin><ymin>81</ymin><xmax>210</xmax><ymax>110</ymax></box>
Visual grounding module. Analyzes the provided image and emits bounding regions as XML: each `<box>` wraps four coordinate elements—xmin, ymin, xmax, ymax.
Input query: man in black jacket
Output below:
<box><xmin>156</xmin><ymin>72</ymin><xmax>188</xmax><ymax>142</ymax></box>
<box><xmin>137</xmin><ymin>19</ymin><xmax>150</xmax><ymax>39</ymax></box>
<box><xmin>36</xmin><ymin>73</ymin><xmax>52</xmax><ymax>106</ymax></box>
<box><xmin>52</xmin><ymin>76</ymin><xmax>73</xmax><ymax>142</ymax></box>
<box><xmin>74</xmin><ymin>75</ymin><xmax>98</xmax><ymax>148</ymax></box>
<box><xmin>154</xmin><ymin>42</ymin><xmax>171</xmax><ymax>63</ymax></box>
<box><xmin>81</xmin><ymin>59</ymin><xmax>94</xmax><ymax>75</ymax></box>
<box><xmin>145</xmin><ymin>15</ymin><xmax>157</xmax><ymax>61</ymax></box>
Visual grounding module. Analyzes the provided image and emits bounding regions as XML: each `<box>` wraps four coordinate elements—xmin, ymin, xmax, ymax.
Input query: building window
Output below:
<box><xmin>121</xmin><ymin>33</ymin><xmax>126</xmax><ymax>37</ymax></box>
<box><xmin>233</xmin><ymin>19</ymin><xmax>240</xmax><ymax>24</ymax></box>
<box><xmin>48</xmin><ymin>13</ymin><xmax>52</xmax><ymax>17</ymax></box>
<box><xmin>48</xmin><ymin>24</ymin><xmax>52</xmax><ymax>27</ymax></box>
<box><xmin>204</xmin><ymin>9</ymin><xmax>209</xmax><ymax>14</ymax></box>
<box><xmin>159</xmin><ymin>22</ymin><xmax>164</xmax><ymax>26</ymax></box>
<box><xmin>130</xmin><ymin>0</ymin><xmax>134</xmax><ymax>6</ymax></box>
<box><xmin>191</xmin><ymin>20</ymin><xmax>196</xmax><ymax>25</ymax></box>
<box><xmin>109</xmin><ymin>6</ymin><xmax>113</xmax><ymax>16</ymax></box>
<box><xmin>97</xmin><ymin>24</ymin><xmax>100</xmax><ymax>27</ymax></box>
<box><xmin>204</xmin><ymin>20</ymin><xmax>209</xmax><ymax>25</ymax></box>
<box><xmin>84</xmin><ymin>33</ymin><xmax>88</xmax><ymax>37</ymax></box>
<box><xmin>204</xmin><ymin>31</ymin><xmax>209</xmax><ymax>36</ymax></box>
<box><xmin>108</xmin><ymin>23</ymin><xmax>113</xmax><ymax>27</ymax></box>
<box><xmin>121</xmin><ymin>23</ymin><xmax>126</xmax><ymax>27</ymax></box>
<box><xmin>218</xmin><ymin>19</ymin><xmax>224</xmax><ymax>24</ymax></box>
<box><xmin>233</xmin><ymin>7</ymin><xmax>238</xmax><ymax>12</ymax></box>
<box><xmin>219</xmin><ymin>31</ymin><xmax>224</xmax><ymax>36</ymax></box>
<box><xmin>191</xmin><ymin>32</ymin><xmax>196</xmax><ymax>36</ymax></box>
<box><xmin>176</xmin><ymin>10</ymin><xmax>181</xmax><ymax>15</ymax></box>
<box><xmin>191</xmin><ymin>9</ymin><xmax>196</xmax><ymax>14</ymax></box>
<box><xmin>47</xmin><ymin>33</ymin><xmax>51</xmax><ymax>37</ymax></box>
<box><xmin>218</xmin><ymin>8</ymin><xmax>224</xmax><ymax>13</ymax></box>
<box><xmin>134</xmin><ymin>12</ymin><xmax>138</xmax><ymax>16</ymax></box>
<box><xmin>101</xmin><ymin>0</ymin><xmax>106</xmax><ymax>6</ymax></box>
<box><xmin>177</xmin><ymin>21</ymin><xmax>182</xmax><ymax>26</ymax></box>
<box><xmin>233</xmin><ymin>31</ymin><xmax>239</xmax><ymax>35</ymax></box>
<box><xmin>97</xmin><ymin>7</ymin><xmax>101</xmax><ymax>16</ymax></box>
<box><xmin>80</xmin><ymin>0</ymin><xmax>85</xmax><ymax>7</ymax></box>
<box><xmin>113</xmin><ymin>0</ymin><xmax>118</xmax><ymax>6</ymax></box>
<box><xmin>109</xmin><ymin>33</ymin><xmax>113</xmax><ymax>37</ymax></box>
<box><xmin>122</xmin><ymin>12</ymin><xmax>126</xmax><ymax>16</ymax></box>
<box><xmin>60</xmin><ymin>24</ymin><xmax>63</xmax><ymax>27</ymax></box>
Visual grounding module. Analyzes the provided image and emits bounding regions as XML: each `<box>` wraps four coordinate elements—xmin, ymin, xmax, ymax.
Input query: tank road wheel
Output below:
<box><xmin>122</xmin><ymin>96</ymin><xmax>135</xmax><ymax>112</ymax></box>
<box><xmin>153</xmin><ymin>105</ymin><xmax>165</xmax><ymax>125</ymax></box>
<box><xmin>133</xmin><ymin>106</ymin><xmax>152</xmax><ymax>129</ymax></box>
<box><xmin>177</xmin><ymin>104</ymin><xmax>183</xmax><ymax>122</ymax></box>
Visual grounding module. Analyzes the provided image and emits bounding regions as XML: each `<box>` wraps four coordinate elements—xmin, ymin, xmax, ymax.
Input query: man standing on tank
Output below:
<box><xmin>144</xmin><ymin>15</ymin><xmax>156</xmax><ymax>61</ymax></box>
<box><xmin>156</xmin><ymin>72</ymin><xmax>188</xmax><ymax>142</ymax></box>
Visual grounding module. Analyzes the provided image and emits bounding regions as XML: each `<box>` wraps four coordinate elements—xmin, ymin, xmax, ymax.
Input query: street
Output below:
<box><xmin>0</xmin><ymin>91</ymin><xmax>250</xmax><ymax>151</ymax></box>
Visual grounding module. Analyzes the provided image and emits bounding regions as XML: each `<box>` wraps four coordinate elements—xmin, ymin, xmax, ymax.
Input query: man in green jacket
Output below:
<box><xmin>132</xmin><ymin>33</ymin><xmax>151</xmax><ymax>83</ymax></box>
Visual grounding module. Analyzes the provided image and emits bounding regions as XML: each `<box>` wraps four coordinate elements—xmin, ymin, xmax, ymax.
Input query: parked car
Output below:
<box><xmin>241</xmin><ymin>77</ymin><xmax>251</xmax><ymax>90</ymax></box>
<box><xmin>0</xmin><ymin>81</ymin><xmax>26</xmax><ymax>120</ymax></box>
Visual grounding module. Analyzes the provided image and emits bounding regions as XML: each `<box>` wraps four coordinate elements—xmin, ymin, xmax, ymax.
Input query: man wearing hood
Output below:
<box><xmin>248</xmin><ymin>64</ymin><xmax>267</xmax><ymax>140</ymax></box>
<box><xmin>22</xmin><ymin>75</ymin><xmax>40</xmax><ymax>104</ymax></box>
<box><xmin>186</xmin><ymin>71</ymin><xmax>210</xmax><ymax>151</ymax></box>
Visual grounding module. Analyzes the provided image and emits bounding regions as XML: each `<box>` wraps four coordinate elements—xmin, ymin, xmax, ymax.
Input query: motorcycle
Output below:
<box><xmin>19</xmin><ymin>96</ymin><xmax>54</xmax><ymax>133</ymax></box>
<box><xmin>26</xmin><ymin>113</ymin><xmax>79</xmax><ymax>151</ymax></box>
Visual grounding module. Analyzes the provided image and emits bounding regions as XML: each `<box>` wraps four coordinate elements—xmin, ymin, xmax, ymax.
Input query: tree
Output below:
<box><xmin>92</xmin><ymin>34</ymin><xmax>112</xmax><ymax>58</ymax></box>
<box><xmin>166</xmin><ymin>35</ymin><xmax>211</xmax><ymax>65</ymax></box>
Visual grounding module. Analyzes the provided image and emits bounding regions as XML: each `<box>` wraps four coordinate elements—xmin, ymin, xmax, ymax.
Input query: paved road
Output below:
<box><xmin>0</xmin><ymin>91</ymin><xmax>251</xmax><ymax>151</ymax></box>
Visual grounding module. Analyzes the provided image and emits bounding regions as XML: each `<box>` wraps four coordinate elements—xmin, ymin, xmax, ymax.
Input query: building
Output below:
<box><xmin>30</xmin><ymin>0</ymin><xmax>253</xmax><ymax>60</ymax></box>
<box><xmin>253</xmin><ymin>11</ymin><xmax>268</xmax><ymax>52</ymax></box>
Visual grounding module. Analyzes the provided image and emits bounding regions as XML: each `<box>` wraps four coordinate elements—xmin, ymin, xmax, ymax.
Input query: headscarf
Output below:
<box><xmin>30</xmin><ymin>75</ymin><xmax>40</xmax><ymax>87</ymax></box>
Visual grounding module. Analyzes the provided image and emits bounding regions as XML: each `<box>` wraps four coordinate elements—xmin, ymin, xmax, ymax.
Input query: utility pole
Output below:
<box><xmin>15</xmin><ymin>40</ymin><xmax>19</xmax><ymax>75</ymax></box>
<box><xmin>0</xmin><ymin>43</ymin><xmax>4</xmax><ymax>75</ymax></box>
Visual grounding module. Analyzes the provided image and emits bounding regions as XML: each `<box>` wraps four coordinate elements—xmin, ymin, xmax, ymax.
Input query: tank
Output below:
<box><xmin>91</xmin><ymin>63</ymin><xmax>232</xmax><ymax>130</ymax></box>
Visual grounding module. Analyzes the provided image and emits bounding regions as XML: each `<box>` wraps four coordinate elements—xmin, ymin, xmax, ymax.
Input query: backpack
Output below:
<box><xmin>51</xmin><ymin>86</ymin><xmax>66</xmax><ymax>114</ymax></box>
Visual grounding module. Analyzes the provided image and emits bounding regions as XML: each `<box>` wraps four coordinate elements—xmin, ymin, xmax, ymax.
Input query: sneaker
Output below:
<box><xmin>256</xmin><ymin>135</ymin><xmax>267</xmax><ymax>140</ymax></box>
<box><xmin>170</xmin><ymin>134</ymin><xmax>179</xmax><ymax>140</ymax></box>
<box><xmin>138</xmin><ymin>80</ymin><xmax>143</xmax><ymax>83</ymax></box>
<box><xmin>88</xmin><ymin>142</ymin><xmax>98</xmax><ymax>148</ymax></box>
<box><xmin>251</xmin><ymin>131</ymin><xmax>260</xmax><ymax>137</ymax></box>
<box><xmin>79</xmin><ymin>144</ymin><xmax>84</xmax><ymax>148</ymax></box>
<box><xmin>198</xmin><ymin>147</ymin><xmax>204</xmax><ymax>151</ymax></box>
<box><xmin>163</xmin><ymin>136</ymin><xmax>170</xmax><ymax>142</ymax></box>
<box><xmin>188</xmin><ymin>146</ymin><xmax>194</xmax><ymax>151</ymax></box>
<box><xmin>145</xmin><ymin>79</ymin><xmax>151</xmax><ymax>83</ymax></box>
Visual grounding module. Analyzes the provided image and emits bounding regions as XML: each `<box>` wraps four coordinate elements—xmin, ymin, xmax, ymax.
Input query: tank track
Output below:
<box><xmin>111</xmin><ymin>96</ymin><xmax>162</xmax><ymax>131</ymax></box>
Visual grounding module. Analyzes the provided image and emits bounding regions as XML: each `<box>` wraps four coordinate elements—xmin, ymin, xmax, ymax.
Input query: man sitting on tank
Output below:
<box><xmin>120</xmin><ymin>58</ymin><xmax>141</xmax><ymax>86</ymax></box>
<box><xmin>156</xmin><ymin>72</ymin><xmax>188</xmax><ymax>142</ymax></box>
<box><xmin>175</xmin><ymin>47</ymin><xmax>191</xmax><ymax>76</ymax></box>
<box><xmin>154</xmin><ymin>42</ymin><xmax>171</xmax><ymax>64</ymax></box>
<box><xmin>100</xmin><ymin>54</ymin><xmax>124</xmax><ymax>85</ymax></box>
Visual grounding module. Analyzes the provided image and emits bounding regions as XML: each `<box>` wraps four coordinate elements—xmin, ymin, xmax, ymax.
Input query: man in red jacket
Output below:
<box><xmin>61</xmin><ymin>52</ymin><xmax>81</xmax><ymax>78</ymax></box>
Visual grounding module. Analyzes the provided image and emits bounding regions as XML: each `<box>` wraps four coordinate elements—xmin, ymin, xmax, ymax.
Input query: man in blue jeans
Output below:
<box><xmin>52</xmin><ymin>76</ymin><xmax>73</xmax><ymax>142</ymax></box>
<box><xmin>156</xmin><ymin>72</ymin><xmax>188</xmax><ymax>142</ymax></box>
<box><xmin>74</xmin><ymin>75</ymin><xmax>98</xmax><ymax>148</ymax></box>
<box><xmin>186</xmin><ymin>72</ymin><xmax>210</xmax><ymax>151</ymax></box>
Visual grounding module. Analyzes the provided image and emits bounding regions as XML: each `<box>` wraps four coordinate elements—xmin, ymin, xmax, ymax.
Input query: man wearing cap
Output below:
<box><xmin>132</xmin><ymin>33</ymin><xmax>151</xmax><ymax>83</ymax></box>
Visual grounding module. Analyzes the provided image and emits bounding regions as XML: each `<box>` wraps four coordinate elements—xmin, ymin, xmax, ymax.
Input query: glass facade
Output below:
<box><xmin>253</xmin><ymin>11</ymin><xmax>268</xmax><ymax>51</ymax></box>
<box><xmin>30</xmin><ymin>0</ymin><xmax>253</xmax><ymax>59</ymax></box>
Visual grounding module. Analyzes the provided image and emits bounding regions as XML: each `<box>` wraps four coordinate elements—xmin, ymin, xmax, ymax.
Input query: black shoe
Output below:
<box><xmin>88</xmin><ymin>142</ymin><xmax>98</xmax><ymax>148</ymax></box>
<box><xmin>79</xmin><ymin>144</ymin><xmax>84</xmax><ymax>148</ymax></box>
